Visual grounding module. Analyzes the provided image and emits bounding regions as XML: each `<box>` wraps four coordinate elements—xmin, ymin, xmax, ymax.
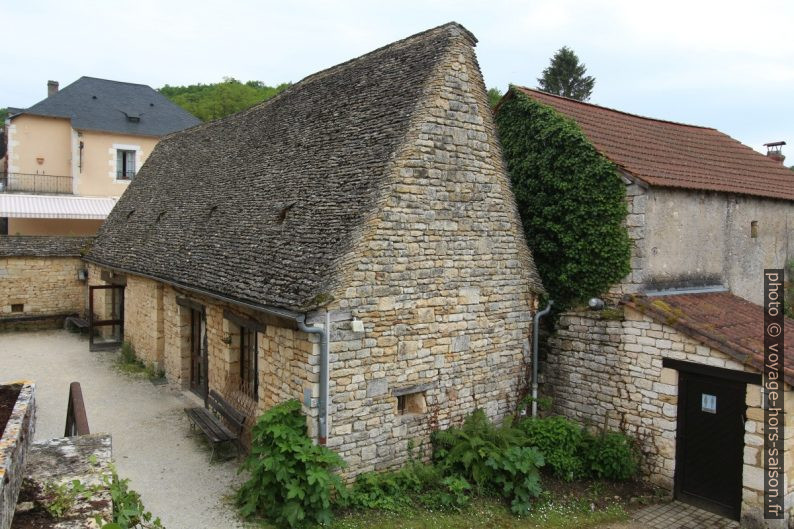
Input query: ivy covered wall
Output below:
<box><xmin>495</xmin><ymin>89</ymin><xmax>631</xmax><ymax>310</ymax></box>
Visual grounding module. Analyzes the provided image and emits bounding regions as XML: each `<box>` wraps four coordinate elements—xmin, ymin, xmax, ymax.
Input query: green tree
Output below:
<box><xmin>495</xmin><ymin>89</ymin><xmax>630</xmax><ymax>309</ymax></box>
<box><xmin>159</xmin><ymin>78</ymin><xmax>290</xmax><ymax>122</ymax></box>
<box><xmin>537</xmin><ymin>46</ymin><xmax>595</xmax><ymax>101</ymax></box>
<box><xmin>0</xmin><ymin>108</ymin><xmax>8</xmax><ymax>122</ymax></box>
<box><xmin>487</xmin><ymin>87</ymin><xmax>503</xmax><ymax>108</ymax></box>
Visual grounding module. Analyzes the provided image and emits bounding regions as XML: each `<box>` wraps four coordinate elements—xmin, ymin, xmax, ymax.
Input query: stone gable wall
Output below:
<box><xmin>545</xmin><ymin>307</ymin><xmax>793</xmax><ymax>526</ymax></box>
<box><xmin>0</xmin><ymin>256</ymin><xmax>84</xmax><ymax>319</ymax></box>
<box><xmin>323</xmin><ymin>33</ymin><xmax>538</xmax><ymax>475</ymax></box>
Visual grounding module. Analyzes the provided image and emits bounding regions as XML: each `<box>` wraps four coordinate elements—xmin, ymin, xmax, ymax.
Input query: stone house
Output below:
<box><xmin>83</xmin><ymin>23</ymin><xmax>543</xmax><ymax>475</ymax></box>
<box><xmin>0</xmin><ymin>236</ymin><xmax>92</xmax><ymax>328</ymax></box>
<box><xmin>1</xmin><ymin>78</ymin><xmax>200</xmax><ymax>236</ymax></box>
<box><xmin>499</xmin><ymin>88</ymin><xmax>793</xmax><ymax>525</ymax></box>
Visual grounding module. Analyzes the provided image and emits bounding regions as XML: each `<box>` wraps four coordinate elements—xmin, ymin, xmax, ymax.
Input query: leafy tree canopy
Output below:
<box><xmin>487</xmin><ymin>87</ymin><xmax>503</xmax><ymax>108</ymax></box>
<box><xmin>496</xmin><ymin>89</ymin><xmax>630</xmax><ymax>309</ymax></box>
<box><xmin>159</xmin><ymin>77</ymin><xmax>290</xmax><ymax>122</ymax></box>
<box><xmin>0</xmin><ymin>108</ymin><xmax>8</xmax><ymax>122</ymax></box>
<box><xmin>537</xmin><ymin>46</ymin><xmax>595</xmax><ymax>101</ymax></box>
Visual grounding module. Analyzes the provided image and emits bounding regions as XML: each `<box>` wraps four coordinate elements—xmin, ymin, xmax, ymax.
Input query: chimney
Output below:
<box><xmin>764</xmin><ymin>141</ymin><xmax>786</xmax><ymax>164</ymax></box>
<box><xmin>47</xmin><ymin>80</ymin><xmax>59</xmax><ymax>98</ymax></box>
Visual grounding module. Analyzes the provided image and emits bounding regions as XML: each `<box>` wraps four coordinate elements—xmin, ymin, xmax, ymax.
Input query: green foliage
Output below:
<box><xmin>43</xmin><ymin>479</ymin><xmax>91</xmax><ymax>518</ymax></box>
<box><xmin>431</xmin><ymin>410</ymin><xmax>544</xmax><ymax>514</ymax></box>
<box><xmin>537</xmin><ymin>46</ymin><xmax>595</xmax><ymax>101</ymax></box>
<box><xmin>0</xmin><ymin>108</ymin><xmax>8</xmax><ymax>122</ymax></box>
<box><xmin>519</xmin><ymin>417</ymin><xmax>585</xmax><ymax>481</ymax></box>
<box><xmin>580</xmin><ymin>431</ymin><xmax>639</xmax><ymax>481</ymax></box>
<box><xmin>346</xmin><ymin>462</ymin><xmax>471</xmax><ymax>512</ymax></box>
<box><xmin>237</xmin><ymin>399</ymin><xmax>346</xmax><ymax>528</ymax></box>
<box><xmin>496</xmin><ymin>91</ymin><xmax>631</xmax><ymax>310</ymax></box>
<box><xmin>116</xmin><ymin>342</ymin><xmax>164</xmax><ymax>380</ymax></box>
<box><xmin>487</xmin><ymin>87</ymin><xmax>503</xmax><ymax>108</ymax></box>
<box><xmin>785</xmin><ymin>260</ymin><xmax>794</xmax><ymax>319</ymax></box>
<box><xmin>159</xmin><ymin>78</ymin><xmax>290</xmax><ymax>122</ymax></box>
<box><xmin>101</xmin><ymin>465</ymin><xmax>164</xmax><ymax>528</ymax></box>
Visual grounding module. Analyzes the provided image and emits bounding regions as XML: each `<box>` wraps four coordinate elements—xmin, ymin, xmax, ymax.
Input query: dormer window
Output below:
<box><xmin>124</xmin><ymin>111</ymin><xmax>141</xmax><ymax>123</ymax></box>
<box><xmin>116</xmin><ymin>149</ymin><xmax>136</xmax><ymax>180</ymax></box>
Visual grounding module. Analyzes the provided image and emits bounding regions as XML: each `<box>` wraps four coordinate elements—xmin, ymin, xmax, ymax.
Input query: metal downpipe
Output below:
<box><xmin>297</xmin><ymin>312</ymin><xmax>329</xmax><ymax>444</ymax></box>
<box><xmin>532</xmin><ymin>301</ymin><xmax>553</xmax><ymax>417</ymax></box>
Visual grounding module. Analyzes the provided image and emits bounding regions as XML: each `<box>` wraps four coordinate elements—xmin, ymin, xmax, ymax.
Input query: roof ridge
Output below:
<box><xmin>76</xmin><ymin>76</ymin><xmax>153</xmax><ymax>88</ymax></box>
<box><xmin>162</xmin><ymin>22</ymin><xmax>473</xmax><ymax>136</ymax></box>
<box><xmin>514</xmin><ymin>86</ymin><xmax>716</xmax><ymax>131</ymax></box>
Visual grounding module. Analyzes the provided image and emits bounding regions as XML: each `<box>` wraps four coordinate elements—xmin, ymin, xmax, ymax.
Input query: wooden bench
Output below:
<box><xmin>64</xmin><ymin>315</ymin><xmax>89</xmax><ymax>332</ymax></box>
<box><xmin>184</xmin><ymin>390</ymin><xmax>246</xmax><ymax>462</ymax></box>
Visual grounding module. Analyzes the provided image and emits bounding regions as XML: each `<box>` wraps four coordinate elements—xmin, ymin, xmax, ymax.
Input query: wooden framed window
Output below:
<box><xmin>116</xmin><ymin>149</ymin><xmax>136</xmax><ymax>180</ymax></box>
<box><xmin>240</xmin><ymin>326</ymin><xmax>258</xmax><ymax>400</ymax></box>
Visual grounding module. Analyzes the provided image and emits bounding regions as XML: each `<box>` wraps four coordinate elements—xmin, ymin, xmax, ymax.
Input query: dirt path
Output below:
<box><xmin>0</xmin><ymin>329</ymin><xmax>244</xmax><ymax>529</ymax></box>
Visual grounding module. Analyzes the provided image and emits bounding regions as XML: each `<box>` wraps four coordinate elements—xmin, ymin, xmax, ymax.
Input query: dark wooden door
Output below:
<box><xmin>189</xmin><ymin>308</ymin><xmax>208</xmax><ymax>399</ymax></box>
<box><xmin>675</xmin><ymin>371</ymin><xmax>745</xmax><ymax>520</ymax></box>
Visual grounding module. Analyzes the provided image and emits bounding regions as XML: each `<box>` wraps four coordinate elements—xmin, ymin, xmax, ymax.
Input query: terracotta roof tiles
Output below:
<box><xmin>623</xmin><ymin>291</ymin><xmax>793</xmax><ymax>387</ymax></box>
<box><xmin>514</xmin><ymin>87</ymin><xmax>794</xmax><ymax>201</ymax></box>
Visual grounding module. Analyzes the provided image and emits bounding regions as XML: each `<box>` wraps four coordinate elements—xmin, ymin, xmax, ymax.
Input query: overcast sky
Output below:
<box><xmin>2</xmin><ymin>0</ymin><xmax>792</xmax><ymax>155</ymax></box>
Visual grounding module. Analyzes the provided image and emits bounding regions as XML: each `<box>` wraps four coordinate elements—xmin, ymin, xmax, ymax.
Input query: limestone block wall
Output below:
<box><xmin>122</xmin><ymin>275</ymin><xmax>164</xmax><ymax>368</ymax></box>
<box><xmin>324</xmin><ymin>31</ymin><xmax>538</xmax><ymax>475</ymax></box>
<box><xmin>90</xmin><ymin>267</ymin><xmax>319</xmax><ymax>433</ymax></box>
<box><xmin>545</xmin><ymin>307</ymin><xmax>793</xmax><ymax>525</ymax></box>
<box><xmin>0</xmin><ymin>256</ymin><xmax>84</xmax><ymax>317</ymax></box>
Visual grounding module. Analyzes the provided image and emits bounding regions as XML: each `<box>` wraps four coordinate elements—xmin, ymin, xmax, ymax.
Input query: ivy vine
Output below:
<box><xmin>495</xmin><ymin>88</ymin><xmax>631</xmax><ymax>310</ymax></box>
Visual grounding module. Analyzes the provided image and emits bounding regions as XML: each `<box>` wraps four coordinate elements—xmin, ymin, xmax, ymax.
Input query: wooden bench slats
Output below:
<box><xmin>184</xmin><ymin>391</ymin><xmax>246</xmax><ymax>461</ymax></box>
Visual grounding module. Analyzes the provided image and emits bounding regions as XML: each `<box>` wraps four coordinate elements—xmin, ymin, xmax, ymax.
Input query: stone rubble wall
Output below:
<box><xmin>0</xmin><ymin>382</ymin><xmax>35</xmax><ymax>529</ymax></box>
<box><xmin>0</xmin><ymin>257</ymin><xmax>84</xmax><ymax>320</ymax></box>
<box><xmin>545</xmin><ymin>307</ymin><xmax>793</xmax><ymax>526</ymax></box>
<box><xmin>323</xmin><ymin>31</ymin><xmax>538</xmax><ymax>476</ymax></box>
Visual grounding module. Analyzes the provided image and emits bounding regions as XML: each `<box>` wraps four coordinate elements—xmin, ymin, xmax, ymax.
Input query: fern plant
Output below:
<box><xmin>236</xmin><ymin>400</ymin><xmax>346</xmax><ymax>528</ymax></box>
<box><xmin>431</xmin><ymin>409</ymin><xmax>544</xmax><ymax>514</ymax></box>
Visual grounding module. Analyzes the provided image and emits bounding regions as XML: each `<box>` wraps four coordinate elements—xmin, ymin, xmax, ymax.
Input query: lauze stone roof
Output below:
<box><xmin>513</xmin><ymin>87</ymin><xmax>794</xmax><ymax>201</ymax></box>
<box><xmin>0</xmin><ymin>236</ymin><xmax>93</xmax><ymax>257</ymax></box>
<box><xmin>87</xmin><ymin>23</ymin><xmax>539</xmax><ymax>312</ymax></box>
<box><xmin>624</xmin><ymin>291</ymin><xmax>794</xmax><ymax>386</ymax></box>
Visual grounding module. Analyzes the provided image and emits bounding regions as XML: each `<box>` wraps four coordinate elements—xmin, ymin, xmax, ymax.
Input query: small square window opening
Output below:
<box><xmin>396</xmin><ymin>391</ymin><xmax>427</xmax><ymax>415</ymax></box>
<box><xmin>11</xmin><ymin>303</ymin><xmax>23</xmax><ymax>313</ymax></box>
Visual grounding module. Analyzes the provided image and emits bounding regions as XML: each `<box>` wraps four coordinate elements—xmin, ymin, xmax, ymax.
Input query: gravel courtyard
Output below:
<box><xmin>0</xmin><ymin>329</ymin><xmax>244</xmax><ymax>529</ymax></box>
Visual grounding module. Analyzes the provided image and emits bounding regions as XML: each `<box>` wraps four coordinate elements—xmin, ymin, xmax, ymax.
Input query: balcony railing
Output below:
<box><xmin>0</xmin><ymin>172</ymin><xmax>73</xmax><ymax>195</ymax></box>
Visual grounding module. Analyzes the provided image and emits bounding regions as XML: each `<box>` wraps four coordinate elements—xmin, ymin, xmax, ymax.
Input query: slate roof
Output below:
<box><xmin>87</xmin><ymin>23</ymin><xmax>496</xmax><ymax>312</ymax></box>
<box><xmin>511</xmin><ymin>87</ymin><xmax>794</xmax><ymax>201</ymax></box>
<box><xmin>0</xmin><ymin>236</ymin><xmax>93</xmax><ymax>257</ymax></box>
<box><xmin>623</xmin><ymin>292</ymin><xmax>794</xmax><ymax>387</ymax></box>
<box><xmin>13</xmin><ymin>77</ymin><xmax>200</xmax><ymax>137</ymax></box>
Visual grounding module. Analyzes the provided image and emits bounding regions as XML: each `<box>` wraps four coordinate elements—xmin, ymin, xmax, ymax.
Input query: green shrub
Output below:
<box><xmin>431</xmin><ymin>410</ymin><xmax>544</xmax><ymax>514</ymax></box>
<box><xmin>102</xmin><ymin>466</ymin><xmax>164</xmax><ymax>528</ymax></box>
<box><xmin>581</xmin><ymin>431</ymin><xmax>640</xmax><ymax>481</ymax></box>
<box><xmin>236</xmin><ymin>400</ymin><xmax>346</xmax><ymax>528</ymax></box>
<box><xmin>519</xmin><ymin>416</ymin><xmax>585</xmax><ymax>481</ymax></box>
<box><xmin>346</xmin><ymin>461</ymin><xmax>470</xmax><ymax>512</ymax></box>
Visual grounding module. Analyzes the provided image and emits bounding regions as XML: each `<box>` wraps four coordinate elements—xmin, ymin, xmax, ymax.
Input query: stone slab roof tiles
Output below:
<box><xmin>624</xmin><ymin>291</ymin><xmax>793</xmax><ymax>386</ymax></box>
<box><xmin>513</xmin><ymin>87</ymin><xmax>794</xmax><ymax>201</ymax></box>
<box><xmin>0</xmin><ymin>236</ymin><xmax>93</xmax><ymax>257</ymax></box>
<box><xmin>87</xmin><ymin>23</ymin><xmax>541</xmax><ymax>312</ymax></box>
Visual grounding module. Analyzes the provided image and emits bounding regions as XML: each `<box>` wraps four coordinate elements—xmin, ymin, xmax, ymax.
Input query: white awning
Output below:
<box><xmin>0</xmin><ymin>194</ymin><xmax>117</xmax><ymax>219</ymax></box>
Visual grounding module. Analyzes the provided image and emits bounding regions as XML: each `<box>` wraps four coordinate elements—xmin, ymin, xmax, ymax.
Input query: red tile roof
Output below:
<box><xmin>513</xmin><ymin>87</ymin><xmax>794</xmax><ymax>201</ymax></box>
<box><xmin>623</xmin><ymin>291</ymin><xmax>793</xmax><ymax>387</ymax></box>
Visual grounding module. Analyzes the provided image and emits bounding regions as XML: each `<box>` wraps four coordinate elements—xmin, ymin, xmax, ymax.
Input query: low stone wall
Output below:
<box><xmin>545</xmin><ymin>308</ymin><xmax>794</xmax><ymax>526</ymax></box>
<box><xmin>12</xmin><ymin>434</ymin><xmax>113</xmax><ymax>528</ymax></box>
<box><xmin>0</xmin><ymin>381</ymin><xmax>35</xmax><ymax>529</ymax></box>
